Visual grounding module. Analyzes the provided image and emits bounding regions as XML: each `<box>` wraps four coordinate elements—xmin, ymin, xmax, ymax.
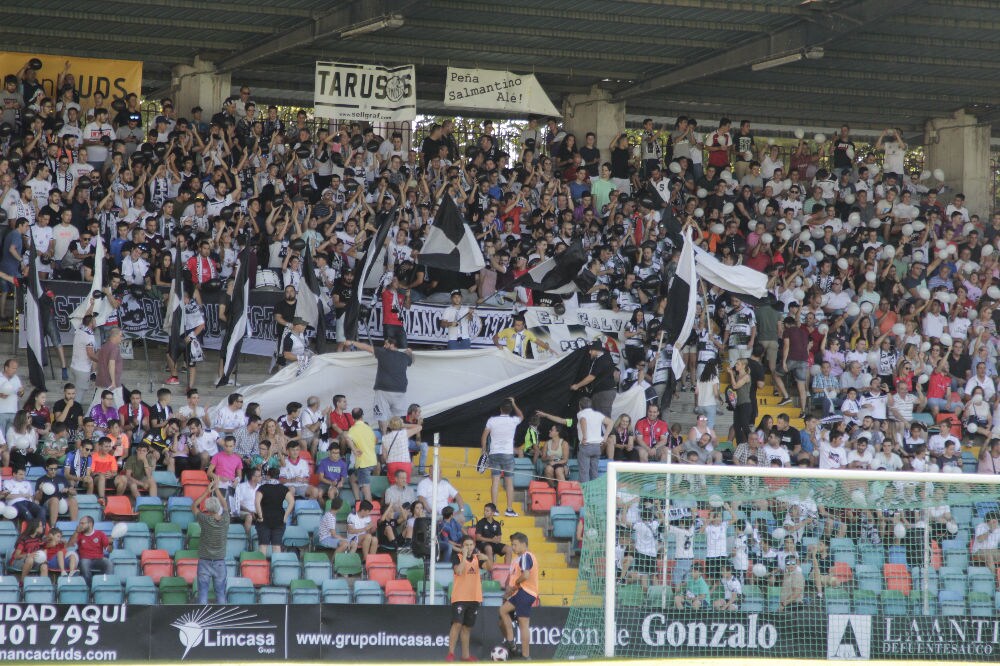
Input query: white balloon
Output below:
<box><xmin>720</xmin><ymin>170</ymin><xmax>733</xmax><ymax>182</ymax></box>
<box><xmin>810</xmin><ymin>226</ymin><xmax>825</xmax><ymax>239</ymax></box>
<box><xmin>865</xmin><ymin>271</ymin><xmax>877</xmax><ymax>283</ymax></box>
<box><xmin>933</xmin><ymin>168</ymin><xmax>945</xmax><ymax>181</ymax></box>
<box><xmin>868</xmin><ymin>219</ymin><xmax>882</xmax><ymax>229</ymax></box>
<box><xmin>868</xmin><ymin>163</ymin><xmax>881</xmax><ymax>176</ymax></box>
<box><xmin>918</xmin><ymin>373</ymin><xmax>929</xmax><ymax>384</ymax></box>
<box><xmin>894</xmin><ymin>524</ymin><xmax>906</xmax><ymax>539</ymax></box>
<box><xmin>767</xmin><ymin>138</ymin><xmax>775</xmax><ymax>146</ymax></box>
<box><xmin>940</xmin><ymin>333</ymin><xmax>953</xmax><ymax>347</ymax></box>
<box><xmin>794</xmin><ymin>128</ymin><xmax>804</xmax><ymax>139</ymax></box>
<box><xmin>818</xmin><ymin>323</ymin><xmax>829</xmax><ymax>335</ymax></box>
<box><xmin>969</xmin><ymin>309</ymin><xmax>978</xmax><ymax>320</ymax></box>
<box><xmin>790</xmin><ymin>220</ymin><xmax>802</xmax><ymax>233</ymax></box>
<box><xmin>793</xmin><ymin>288</ymin><xmax>806</xmax><ymax>302</ymax></box>
<box><xmin>935</xmin><ymin>239</ymin><xmax>947</xmax><ymax>250</ymax></box>
<box><xmin>694</xmin><ymin>207</ymin><xmax>704</xmax><ymax>218</ymax></box>
<box><xmin>783</xmin><ymin>178</ymin><xmax>792</xmax><ymax>190</ymax></box>
<box><xmin>798</xmin><ymin>230</ymin><xmax>811</xmax><ymax>242</ymax></box>
<box><xmin>780</xmin><ymin>229</ymin><xmax>792</xmax><ymax>242</ymax></box>
<box><xmin>948</xmin><ymin>293</ymin><xmax>958</xmax><ymax>304</ymax></box>
<box><xmin>892</xmin><ymin>323</ymin><xmax>906</xmax><ymax>337</ymax></box>
<box><xmin>844</xmin><ymin>193</ymin><xmax>855</xmax><ymax>204</ymax></box>
<box><xmin>752</xmin><ymin>563</ymin><xmax>767</xmax><ymax>578</ymax></box>
<box><xmin>742</xmin><ymin>150</ymin><xmax>753</xmax><ymax>161</ymax></box>
<box><xmin>709</xmin><ymin>495</ymin><xmax>723</xmax><ymax>508</ymax></box>
<box><xmin>39</xmin><ymin>482</ymin><xmax>55</xmax><ymax>496</ymax></box>
<box><xmin>860</xmin><ymin>301</ymin><xmax>874</xmax><ymax>314</ymax></box>
<box><xmin>2</xmin><ymin>506</ymin><xmax>17</xmax><ymax>520</ymax></box>
<box><xmin>917</xmin><ymin>287</ymin><xmax>931</xmax><ymax>300</ymax></box>
<box><xmin>920</xmin><ymin>342</ymin><xmax>930</xmax><ymax>353</ymax></box>
<box><xmin>33</xmin><ymin>551</ymin><xmax>46</xmax><ymax>565</ymax></box>
<box><xmin>772</xmin><ymin>527</ymin><xmax>787</xmax><ymax>541</ymax></box>
<box><xmin>823</xmin><ymin>243</ymin><xmax>837</xmax><ymax>256</ymax></box>
<box><xmin>851</xmin><ymin>489</ymin><xmax>867</xmax><ymax>505</ymax></box>
<box><xmin>901</xmin><ymin>224</ymin><xmax>914</xmax><ymax>237</ymax></box>
<box><xmin>669</xmin><ymin>161</ymin><xmax>682</xmax><ymax>174</ymax></box>
<box><xmin>936</xmin><ymin>291</ymin><xmax>949</xmax><ymax>304</ymax></box>
<box><xmin>963</xmin><ymin>222</ymin><xmax>976</xmax><ymax>236</ymax></box>
<box><xmin>58</xmin><ymin>499</ymin><xmax>68</xmax><ymax>515</ymax></box>
<box><xmin>988</xmin><ymin>286</ymin><xmax>1000</xmax><ymax>300</ymax></box>
<box><xmin>696</xmin><ymin>187</ymin><xmax>708</xmax><ymax>199</ymax></box>
<box><xmin>968</xmin><ymin>422</ymin><xmax>979</xmax><ymax>433</ymax></box>
<box><xmin>983</xmin><ymin>244</ymin><xmax>994</xmax><ymax>257</ymax></box>
<box><xmin>722</xmin><ymin>202</ymin><xmax>734</xmax><ymax>215</ymax></box>
<box><xmin>814</xmin><ymin>133</ymin><xmax>826</xmax><ymax>144</ymax></box>
<box><xmin>846</xmin><ymin>146</ymin><xmax>855</xmax><ymax>159</ymax></box>
<box><xmin>848</xmin><ymin>212</ymin><xmax>861</xmax><ymax>225</ymax></box>
<box><xmin>882</xmin><ymin>246</ymin><xmax>896</xmax><ymax>259</ymax></box>
<box><xmin>761</xmin><ymin>233</ymin><xmax>773</xmax><ymax>244</ymax></box>
<box><xmin>946</xmin><ymin>522</ymin><xmax>958</xmax><ymax>535</ymax></box>
<box><xmin>837</xmin><ymin>258</ymin><xmax>848</xmax><ymax>270</ymax></box>
<box><xmin>111</xmin><ymin>523</ymin><xmax>129</xmax><ymax>539</ymax></box>
<box><xmin>867</xmin><ymin>351</ymin><xmax>880</xmax><ymax>368</ymax></box>
<box><xmin>710</xmin><ymin>223</ymin><xmax>724</xmax><ymax>235</ymax></box>
<box><xmin>846</xmin><ymin>303</ymin><xmax>860</xmax><ymax>317</ymax></box>
<box><xmin>913</xmin><ymin>220</ymin><xmax>926</xmax><ymax>232</ymax></box>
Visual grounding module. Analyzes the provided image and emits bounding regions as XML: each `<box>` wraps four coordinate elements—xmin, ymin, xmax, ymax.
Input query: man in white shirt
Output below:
<box><xmin>576</xmin><ymin>396</ymin><xmax>612</xmax><ymax>483</ymax></box>
<box><xmin>761</xmin><ymin>433</ymin><xmax>791</xmax><ymax>467</ymax></box>
<box><xmin>0</xmin><ymin>359</ymin><xmax>23</xmax><ymax>435</ymax></box>
<box><xmin>416</xmin><ymin>474</ymin><xmax>464</xmax><ymax>514</ymax></box>
<box><xmin>964</xmin><ymin>363</ymin><xmax>996</xmax><ymax>402</ymax></box>
<box><xmin>120</xmin><ymin>244</ymin><xmax>149</xmax><ymax>286</ymax></box>
<box><xmin>234</xmin><ymin>468</ymin><xmax>261</xmax><ymax>536</ymax></box>
<box><xmin>187</xmin><ymin>418</ymin><xmax>220</xmax><ymax>469</ymax></box>
<box><xmin>818</xmin><ymin>434</ymin><xmax>847</xmax><ymax>470</ymax></box>
<box><xmin>81</xmin><ymin>108</ymin><xmax>113</xmax><ymax>169</ymax></box>
<box><xmin>213</xmin><ymin>393</ymin><xmax>247</xmax><ymax>436</ymax></box>
<box><xmin>927</xmin><ymin>420</ymin><xmax>961</xmax><ymax>456</ymax></box>
<box><xmin>846</xmin><ymin>438</ymin><xmax>875</xmax><ymax>469</ymax></box>
<box><xmin>279</xmin><ymin>441</ymin><xmax>315</xmax><ymax>498</ymax></box>
<box><xmin>51</xmin><ymin>210</ymin><xmax>80</xmax><ymax>262</ymax></box>
<box><xmin>971</xmin><ymin>512</ymin><xmax>1000</xmax><ymax>574</ymax></box>
<box><xmin>440</xmin><ymin>290</ymin><xmax>475</xmax><ymax>349</ymax></box>
<box><xmin>298</xmin><ymin>396</ymin><xmax>324</xmax><ymax>456</ymax></box>
<box><xmin>70</xmin><ymin>313</ymin><xmax>99</xmax><ymax>401</ymax></box>
<box><xmin>481</xmin><ymin>398</ymin><xmax>523</xmax><ymax>517</ymax></box>
<box><xmin>31</xmin><ymin>210</ymin><xmax>55</xmax><ymax>279</ymax></box>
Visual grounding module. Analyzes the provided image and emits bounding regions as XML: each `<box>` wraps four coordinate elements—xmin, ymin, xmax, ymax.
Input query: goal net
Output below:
<box><xmin>557</xmin><ymin>463</ymin><xmax>1000</xmax><ymax>661</ymax></box>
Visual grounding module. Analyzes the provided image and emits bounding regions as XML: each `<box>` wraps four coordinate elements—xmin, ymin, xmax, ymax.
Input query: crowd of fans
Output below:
<box><xmin>0</xmin><ymin>58</ymin><xmax>999</xmax><ymax>593</ymax></box>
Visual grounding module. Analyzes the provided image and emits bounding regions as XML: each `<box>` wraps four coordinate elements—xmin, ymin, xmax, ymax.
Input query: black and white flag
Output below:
<box><xmin>514</xmin><ymin>240</ymin><xmax>588</xmax><ymax>294</ymax></box>
<box><xmin>663</xmin><ymin>230</ymin><xmax>698</xmax><ymax>377</ymax></box>
<box><xmin>217</xmin><ymin>246</ymin><xmax>251</xmax><ymax>387</ymax></box>
<box><xmin>24</xmin><ymin>236</ymin><xmax>47</xmax><ymax>390</ymax></box>
<box><xmin>344</xmin><ymin>209</ymin><xmax>395</xmax><ymax>342</ymax></box>
<box><xmin>419</xmin><ymin>195</ymin><xmax>485</xmax><ymax>272</ymax></box>
<box><xmin>164</xmin><ymin>247</ymin><xmax>185</xmax><ymax>364</ymax></box>
<box><xmin>295</xmin><ymin>244</ymin><xmax>326</xmax><ymax>352</ymax></box>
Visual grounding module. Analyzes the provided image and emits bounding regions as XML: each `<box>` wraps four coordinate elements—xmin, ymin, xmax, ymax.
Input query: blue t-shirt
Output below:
<box><xmin>0</xmin><ymin>231</ymin><xmax>22</xmax><ymax>274</ymax></box>
<box><xmin>316</xmin><ymin>458</ymin><xmax>349</xmax><ymax>484</ymax></box>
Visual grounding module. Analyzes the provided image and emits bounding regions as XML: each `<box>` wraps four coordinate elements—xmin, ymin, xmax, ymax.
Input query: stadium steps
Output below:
<box><xmin>438</xmin><ymin>447</ymin><xmax>579</xmax><ymax>607</ymax></box>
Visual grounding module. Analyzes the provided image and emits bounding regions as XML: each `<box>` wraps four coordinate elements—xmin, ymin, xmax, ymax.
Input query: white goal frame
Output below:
<box><xmin>602</xmin><ymin>461</ymin><xmax>1000</xmax><ymax>658</ymax></box>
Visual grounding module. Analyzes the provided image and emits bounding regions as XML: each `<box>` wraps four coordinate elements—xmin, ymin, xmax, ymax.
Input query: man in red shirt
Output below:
<box><xmin>781</xmin><ymin>315</ymin><xmax>811</xmax><ymax>414</ymax></box>
<box><xmin>634</xmin><ymin>404</ymin><xmax>670</xmax><ymax>462</ymax></box>
<box><xmin>706</xmin><ymin>117</ymin><xmax>733</xmax><ymax>170</ymax></box>
<box><xmin>118</xmin><ymin>389</ymin><xmax>150</xmax><ymax>444</ymax></box>
<box><xmin>69</xmin><ymin>515</ymin><xmax>111</xmax><ymax>584</ymax></box>
<box><xmin>328</xmin><ymin>394</ymin><xmax>355</xmax><ymax>452</ymax></box>
<box><xmin>186</xmin><ymin>240</ymin><xmax>218</xmax><ymax>286</ymax></box>
<box><xmin>381</xmin><ymin>274</ymin><xmax>409</xmax><ymax>348</ymax></box>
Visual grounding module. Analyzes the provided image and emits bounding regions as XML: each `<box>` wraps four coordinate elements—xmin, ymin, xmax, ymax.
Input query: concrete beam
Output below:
<box><xmin>0</xmin><ymin>4</ymin><xmax>275</xmax><ymax>33</ymax></box>
<box><xmin>924</xmin><ymin>110</ymin><xmax>992</xmax><ymax>216</ymax></box>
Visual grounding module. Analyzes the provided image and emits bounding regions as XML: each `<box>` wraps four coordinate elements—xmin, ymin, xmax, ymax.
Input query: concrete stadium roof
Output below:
<box><xmin>3</xmin><ymin>0</ymin><xmax>1000</xmax><ymax>133</ymax></box>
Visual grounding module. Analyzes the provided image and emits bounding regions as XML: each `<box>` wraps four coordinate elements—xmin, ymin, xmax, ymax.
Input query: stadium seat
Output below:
<box><xmin>857</xmin><ymin>567</ymin><xmax>883</xmax><ymax>593</ymax></box>
<box><xmin>91</xmin><ymin>575</ymin><xmax>123</xmax><ymax>604</ymax></box>
<box><xmin>887</xmin><ymin>546</ymin><xmax>907</xmax><ymax>566</ymax></box>
<box><xmin>125</xmin><ymin>576</ymin><xmax>157</xmax><ymax>605</ymax></box>
<box><xmin>104</xmin><ymin>496</ymin><xmax>137</xmax><ymax>520</ymax></box>
<box><xmin>528</xmin><ymin>481</ymin><xmax>556</xmax><ymax>512</ymax></box>
<box><xmin>859</xmin><ymin>545</ymin><xmax>884</xmax><ymax>568</ymax></box>
<box><xmin>226</xmin><ymin>525</ymin><xmax>251</xmax><ymax>560</ymax></box>
<box><xmin>884</xmin><ymin>564</ymin><xmax>912</xmax><ymax>596</ymax></box>
<box><xmin>271</xmin><ymin>552</ymin><xmax>301</xmax><ymax>587</ymax></box>
<box><xmin>282</xmin><ymin>525</ymin><xmax>311</xmax><ymax>550</ymax></box>
<box><xmin>396</xmin><ymin>552</ymin><xmax>422</xmax><ymax>576</ymax></box>
<box><xmin>153</xmin><ymin>471</ymin><xmax>180</xmax><ymax>500</ymax></box>
<box><xmin>482</xmin><ymin>580</ymin><xmax>504</xmax><ymax>607</ymax></box>
<box><xmin>174</xmin><ymin>550</ymin><xmax>199</xmax><ymax>584</ymax></box>
<box><xmin>969</xmin><ymin>591</ymin><xmax>993</xmax><ymax>616</ymax></box>
<box><xmin>512</xmin><ymin>458</ymin><xmax>534</xmax><ymax>490</ymax></box>
<box><xmin>386</xmin><ymin>579</ymin><xmax>416</xmax><ymax>604</ymax></box>
<box><xmin>491</xmin><ymin>563</ymin><xmax>512</xmax><ymax>587</ymax></box>
<box><xmin>0</xmin><ymin>576</ymin><xmax>18</xmax><ymax>603</ymax></box>
<box><xmin>140</xmin><ymin>549</ymin><xmax>173</xmax><ymax>584</ymax></box>
<box><xmin>365</xmin><ymin>553</ymin><xmax>396</xmax><ymax>588</ymax></box>
<box><xmin>766</xmin><ymin>586</ymin><xmax>782</xmax><ymax>613</ymax></box>
<box><xmin>369</xmin><ymin>476</ymin><xmax>390</xmax><ymax>501</ymax></box>
<box><xmin>825</xmin><ymin>588</ymin><xmax>852</xmax><ymax>614</ymax></box>
<box><xmin>227</xmin><ymin>577</ymin><xmax>256</xmax><ymax>605</ymax></box>
<box><xmin>881</xmin><ymin>589</ymin><xmax>908</xmax><ymax>615</ymax></box>
<box><xmin>434</xmin><ymin>562</ymin><xmax>454</xmax><ymax>589</ymax></box>
<box><xmin>353</xmin><ymin>579</ymin><xmax>384</xmax><ymax>604</ymax></box>
<box><xmin>0</xmin><ymin>523</ymin><xmax>18</xmax><ymax>559</ymax></box>
<box><xmin>830</xmin><ymin>561</ymin><xmax>854</xmax><ymax>585</ymax></box>
<box><xmin>557</xmin><ymin>481</ymin><xmax>584</xmax><ymax>511</ymax></box>
<box><xmin>645</xmin><ymin>585</ymin><xmax>671</xmax><ymax>609</ymax></box>
<box><xmin>939</xmin><ymin>589</ymin><xmax>966</xmax><ymax>616</ymax></box>
<box><xmin>22</xmin><ymin>576</ymin><xmax>53</xmax><ymax>603</ymax></box>
<box><xmin>290</xmin><ymin>579</ymin><xmax>320</xmax><ymax>604</ymax></box>
<box><xmin>121</xmin><ymin>522</ymin><xmax>152</xmax><ymax>556</ymax></box>
<box><xmin>57</xmin><ymin>576</ymin><xmax>89</xmax><ymax>604</ymax></box>
<box><xmin>549</xmin><ymin>506</ymin><xmax>578</xmax><ymax>540</ymax></box>
<box><xmin>832</xmin><ymin>550</ymin><xmax>856</xmax><ymax>568</ymax></box>
<box><xmin>136</xmin><ymin>497</ymin><xmax>165</xmax><ymax>529</ymax></box>
<box><xmin>334</xmin><ymin>552</ymin><xmax>363</xmax><ymax>577</ymax></box>
<box><xmin>853</xmin><ymin>589</ymin><xmax>878</xmax><ymax>615</ymax></box>
<box><xmin>180</xmin><ymin>470</ymin><xmax>210</xmax><ymax>500</ymax></box>
<box><xmin>618</xmin><ymin>585</ymin><xmax>645</xmax><ymax>606</ymax></box>
<box><xmin>109</xmin><ymin>550</ymin><xmax>139</xmax><ymax>578</ymax></box>
<box><xmin>154</xmin><ymin>522</ymin><xmax>184</xmax><ymax>556</ymax></box>
<box><xmin>166</xmin><ymin>497</ymin><xmax>195</xmax><ymax>531</ymax></box>
<box><xmin>303</xmin><ymin>552</ymin><xmax>333</xmax><ymax>585</ymax></box>
<box><xmin>76</xmin><ymin>494</ymin><xmax>102</xmax><ymax>522</ymax></box>
<box><xmin>186</xmin><ymin>521</ymin><xmax>201</xmax><ymax>550</ymax></box>
<box><xmin>322</xmin><ymin>578</ymin><xmax>351</xmax><ymax>604</ymax></box>
<box><xmin>416</xmin><ymin>581</ymin><xmax>447</xmax><ymax>605</ymax></box>
<box><xmin>258</xmin><ymin>586</ymin><xmax>289</xmax><ymax>604</ymax></box>
<box><xmin>240</xmin><ymin>551</ymin><xmax>271</xmax><ymax>586</ymax></box>
<box><xmin>158</xmin><ymin>576</ymin><xmax>190</xmax><ymax>604</ymax></box>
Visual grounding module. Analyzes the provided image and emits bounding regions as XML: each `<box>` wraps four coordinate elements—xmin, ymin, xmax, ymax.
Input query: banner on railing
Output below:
<box><xmin>314</xmin><ymin>62</ymin><xmax>416</xmax><ymax>122</ymax></box>
<box><xmin>444</xmin><ymin>67</ymin><xmax>560</xmax><ymax>117</ymax></box>
<box><xmin>0</xmin><ymin>52</ymin><xmax>142</xmax><ymax>102</ymax></box>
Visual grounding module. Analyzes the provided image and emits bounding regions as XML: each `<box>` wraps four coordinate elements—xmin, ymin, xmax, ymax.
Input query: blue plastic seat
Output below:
<box><xmin>91</xmin><ymin>575</ymin><xmax>123</xmax><ymax>604</ymax></box>
<box><xmin>0</xmin><ymin>576</ymin><xmax>19</xmax><ymax>602</ymax></box>
<box><xmin>322</xmin><ymin>578</ymin><xmax>351</xmax><ymax>604</ymax></box>
<box><xmin>353</xmin><ymin>579</ymin><xmax>385</xmax><ymax>604</ymax></box>
<box><xmin>290</xmin><ymin>579</ymin><xmax>320</xmax><ymax>604</ymax></box>
<box><xmin>549</xmin><ymin>506</ymin><xmax>578</xmax><ymax>540</ymax></box>
<box><xmin>166</xmin><ymin>497</ymin><xmax>194</xmax><ymax>530</ymax></box>
<box><xmin>57</xmin><ymin>576</ymin><xmax>90</xmax><ymax>604</ymax></box>
<box><xmin>109</xmin><ymin>550</ymin><xmax>139</xmax><ymax>578</ymax></box>
<box><xmin>124</xmin><ymin>576</ymin><xmax>157</xmax><ymax>605</ymax></box>
<box><xmin>154</xmin><ymin>522</ymin><xmax>184</xmax><ymax>556</ymax></box>
<box><xmin>270</xmin><ymin>552</ymin><xmax>301</xmax><ymax>587</ymax></box>
<box><xmin>258</xmin><ymin>586</ymin><xmax>289</xmax><ymax>604</ymax></box>
<box><xmin>282</xmin><ymin>525</ymin><xmax>311</xmax><ymax>550</ymax></box>
<box><xmin>121</xmin><ymin>523</ymin><xmax>152</xmax><ymax>556</ymax></box>
<box><xmin>227</xmin><ymin>577</ymin><xmax>256</xmax><ymax>604</ymax></box>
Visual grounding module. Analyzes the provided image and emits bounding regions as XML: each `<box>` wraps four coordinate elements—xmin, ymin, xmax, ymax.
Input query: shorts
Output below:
<box><xmin>354</xmin><ymin>466</ymin><xmax>375</xmax><ymax>486</ymax></box>
<box><xmin>318</xmin><ymin>536</ymin><xmax>342</xmax><ymax>550</ymax></box>
<box><xmin>489</xmin><ymin>453</ymin><xmax>515</xmax><ymax>478</ymax></box>
<box><xmin>760</xmin><ymin>340</ymin><xmax>779</xmax><ymax>366</ymax></box>
<box><xmin>509</xmin><ymin>589</ymin><xmax>536</xmax><ymax>618</ymax></box>
<box><xmin>256</xmin><ymin>523</ymin><xmax>286</xmax><ymax>546</ymax></box>
<box><xmin>632</xmin><ymin>553</ymin><xmax>658</xmax><ymax>575</ymax></box>
<box><xmin>786</xmin><ymin>360</ymin><xmax>807</xmax><ymax>383</ymax></box>
<box><xmin>373</xmin><ymin>390</ymin><xmax>407</xmax><ymax>422</ymax></box>
<box><xmin>451</xmin><ymin>601</ymin><xmax>480</xmax><ymax>627</ymax></box>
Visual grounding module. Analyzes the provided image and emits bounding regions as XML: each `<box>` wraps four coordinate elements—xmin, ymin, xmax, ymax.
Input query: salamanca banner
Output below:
<box><xmin>314</xmin><ymin>62</ymin><xmax>416</xmax><ymax>122</ymax></box>
<box><xmin>444</xmin><ymin>67</ymin><xmax>560</xmax><ymax>117</ymax></box>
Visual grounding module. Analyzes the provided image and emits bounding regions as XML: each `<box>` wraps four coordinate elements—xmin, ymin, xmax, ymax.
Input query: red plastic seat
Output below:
<box><xmin>103</xmin><ymin>496</ymin><xmax>137</xmax><ymax>519</ymax></box>
<box><xmin>140</xmin><ymin>549</ymin><xmax>173</xmax><ymax>584</ymax></box>
<box><xmin>491</xmin><ymin>564</ymin><xmax>512</xmax><ymax>587</ymax></box>
<box><xmin>528</xmin><ymin>481</ymin><xmax>556</xmax><ymax>512</ymax></box>
<box><xmin>241</xmin><ymin>559</ymin><xmax>271</xmax><ymax>587</ymax></box>
<box><xmin>831</xmin><ymin>561</ymin><xmax>853</xmax><ymax>584</ymax></box>
<box><xmin>176</xmin><ymin>556</ymin><xmax>198</xmax><ymax>585</ymax></box>
<box><xmin>365</xmin><ymin>553</ymin><xmax>396</xmax><ymax>588</ymax></box>
<box><xmin>884</xmin><ymin>563</ymin><xmax>912</xmax><ymax>596</ymax></box>
<box><xmin>385</xmin><ymin>579</ymin><xmax>416</xmax><ymax>604</ymax></box>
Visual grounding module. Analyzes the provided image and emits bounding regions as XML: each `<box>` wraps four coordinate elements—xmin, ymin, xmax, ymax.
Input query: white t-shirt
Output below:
<box><xmin>669</xmin><ymin>524</ymin><xmax>695</xmax><ymax>559</ymax></box>
<box><xmin>576</xmin><ymin>408</ymin><xmax>606</xmax><ymax>444</ymax></box>
<box><xmin>347</xmin><ymin>512</ymin><xmax>371</xmax><ymax>541</ymax></box>
<box><xmin>70</xmin><ymin>327</ymin><xmax>96</xmax><ymax>373</ymax></box>
<box><xmin>761</xmin><ymin>444</ymin><xmax>791</xmax><ymax>467</ymax></box>
<box><xmin>633</xmin><ymin>520</ymin><xmax>660</xmax><ymax>557</ymax></box>
<box><xmin>721</xmin><ymin>576</ymin><xmax>743</xmax><ymax>602</ymax></box>
<box><xmin>190</xmin><ymin>430</ymin><xmax>220</xmax><ymax>457</ymax></box>
<box><xmin>441</xmin><ymin>305</ymin><xmax>474</xmax><ymax>341</ymax></box>
<box><xmin>484</xmin><ymin>415</ymin><xmax>521</xmax><ymax>455</ymax></box>
<box><xmin>82</xmin><ymin>121</ymin><xmax>114</xmax><ymax>162</ymax></box>
<box><xmin>416</xmin><ymin>477</ymin><xmax>459</xmax><ymax>513</ymax></box>
<box><xmin>705</xmin><ymin>521</ymin><xmax>728</xmax><ymax>558</ymax></box>
<box><xmin>818</xmin><ymin>441</ymin><xmax>847</xmax><ymax>469</ymax></box>
<box><xmin>972</xmin><ymin>523</ymin><xmax>1000</xmax><ymax>553</ymax></box>
<box><xmin>280</xmin><ymin>457</ymin><xmax>311</xmax><ymax>487</ymax></box>
<box><xmin>0</xmin><ymin>374</ymin><xmax>22</xmax><ymax>413</ymax></box>
<box><xmin>51</xmin><ymin>223</ymin><xmax>80</xmax><ymax>260</ymax></box>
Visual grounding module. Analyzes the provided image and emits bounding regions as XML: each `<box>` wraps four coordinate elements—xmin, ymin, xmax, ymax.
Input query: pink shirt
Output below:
<box><xmin>210</xmin><ymin>451</ymin><xmax>243</xmax><ymax>483</ymax></box>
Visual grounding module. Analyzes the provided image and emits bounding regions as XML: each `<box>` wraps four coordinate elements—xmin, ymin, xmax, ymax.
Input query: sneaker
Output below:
<box><xmin>778</xmin><ymin>396</ymin><xmax>793</xmax><ymax>406</ymax></box>
<box><xmin>165</xmin><ymin>376</ymin><xmax>180</xmax><ymax>385</ymax></box>
<box><xmin>504</xmin><ymin>508</ymin><xmax>518</xmax><ymax>517</ymax></box>
<box><xmin>445</xmin><ymin>653</ymin><xmax>456</xmax><ymax>662</ymax></box>
<box><xmin>61</xmin><ymin>367</ymin><xmax>68</xmax><ymax>380</ymax></box>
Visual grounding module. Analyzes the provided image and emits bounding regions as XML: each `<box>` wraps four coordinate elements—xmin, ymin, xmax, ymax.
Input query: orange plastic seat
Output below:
<box><xmin>365</xmin><ymin>553</ymin><xmax>396</xmax><ymax>588</ymax></box>
<box><xmin>884</xmin><ymin>563</ymin><xmax>912</xmax><ymax>596</ymax></box>
<box><xmin>385</xmin><ymin>579</ymin><xmax>416</xmax><ymax>604</ymax></box>
<box><xmin>103</xmin><ymin>496</ymin><xmax>137</xmax><ymax>519</ymax></box>
<box><xmin>241</xmin><ymin>559</ymin><xmax>271</xmax><ymax>587</ymax></box>
<box><xmin>140</xmin><ymin>549</ymin><xmax>173</xmax><ymax>584</ymax></box>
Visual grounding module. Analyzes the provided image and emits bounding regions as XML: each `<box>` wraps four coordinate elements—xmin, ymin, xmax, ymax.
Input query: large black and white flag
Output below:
<box><xmin>217</xmin><ymin>246</ymin><xmax>251</xmax><ymax>387</ymax></box>
<box><xmin>663</xmin><ymin>230</ymin><xmax>698</xmax><ymax>377</ymax></box>
<box><xmin>514</xmin><ymin>240</ymin><xmax>587</xmax><ymax>294</ymax></box>
<box><xmin>419</xmin><ymin>195</ymin><xmax>485</xmax><ymax>272</ymax></box>
<box><xmin>344</xmin><ymin>209</ymin><xmax>395</xmax><ymax>342</ymax></box>
<box><xmin>24</xmin><ymin>236</ymin><xmax>47</xmax><ymax>390</ymax></box>
<box><xmin>164</xmin><ymin>247</ymin><xmax>185</xmax><ymax>365</ymax></box>
<box><xmin>295</xmin><ymin>244</ymin><xmax>327</xmax><ymax>352</ymax></box>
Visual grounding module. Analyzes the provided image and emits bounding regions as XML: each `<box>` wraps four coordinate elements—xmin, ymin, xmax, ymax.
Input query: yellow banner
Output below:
<box><xmin>0</xmin><ymin>51</ymin><xmax>142</xmax><ymax>103</ymax></box>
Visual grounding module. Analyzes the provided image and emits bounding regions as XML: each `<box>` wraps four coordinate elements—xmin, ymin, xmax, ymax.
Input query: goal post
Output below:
<box><xmin>557</xmin><ymin>462</ymin><xmax>1000</xmax><ymax>661</ymax></box>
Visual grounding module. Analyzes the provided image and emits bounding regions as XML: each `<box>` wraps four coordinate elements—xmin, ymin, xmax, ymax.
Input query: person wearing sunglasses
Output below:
<box><xmin>63</xmin><ymin>440</ymin><xmax>95</xmax><ymax>493</ymax></box>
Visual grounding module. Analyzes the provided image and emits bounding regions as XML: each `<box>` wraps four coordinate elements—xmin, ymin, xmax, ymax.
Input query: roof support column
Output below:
<box><xmin>171</xmin><ymin>56</ymin><xmax>231</xmax><ymax>117</ymax></box>
<box><xmin>563</xmin><ymin>86</ymin><xmax>625</xmax><ymax>164</ymax></box>
<box><xmin>924</xmin><ymin>110</ymin><xmax>992</xmax><ymax>218</ymax></box>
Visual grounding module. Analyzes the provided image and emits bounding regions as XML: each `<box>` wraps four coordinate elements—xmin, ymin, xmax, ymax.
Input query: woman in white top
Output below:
<box><xmin>6</xmin><ymin>410</ymin><xmax>40</xmax><ymax>468</ymax></box>
<box><xmin>380</xmin><ymin>416</ymin><xmax>422</xmax><ymax>483</ymax></box>
<box><xmin>694</xmin><ymin>359</ymin><xmax>721</xmax><ymax>431</ymax></box>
